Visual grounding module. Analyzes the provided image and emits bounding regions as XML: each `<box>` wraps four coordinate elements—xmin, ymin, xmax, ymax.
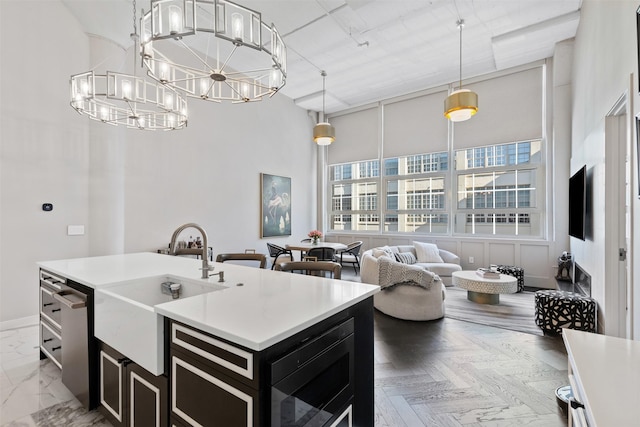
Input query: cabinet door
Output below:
<box><xmin>171</xmin><ymin>349</ymin><xmax>259</xmax><ymax>427</ymax></box>
<box><xmin>128</xmin><ymin>362</ymin><xmax>168</xmax><ymax>427</ymax></box>
<box><xmin>99</xmin><ymin>344</ymin><xmax>126</xmax><ymax>427</ymax></box>
<box><xmin>99</xmin><ymin>341</ymin><xmax>169</xmax><ymax>427</ymax></box>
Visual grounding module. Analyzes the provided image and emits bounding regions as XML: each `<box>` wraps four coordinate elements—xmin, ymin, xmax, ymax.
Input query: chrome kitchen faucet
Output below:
<box><xmin>169</xmin><ymin>223</ymin><xmax>214</xmax><ymax>279</ymax></box>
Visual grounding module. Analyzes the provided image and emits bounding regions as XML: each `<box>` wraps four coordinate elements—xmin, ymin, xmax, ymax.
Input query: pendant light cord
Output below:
<box><xmin>321</xmin><ymin>70</ymin><xmax>327</xmax><ymax>119</ymax></box>
<box><xmin>457</xmin><ymin>19</ymin><xmax>464</xmax><ymax>90</ymax></box>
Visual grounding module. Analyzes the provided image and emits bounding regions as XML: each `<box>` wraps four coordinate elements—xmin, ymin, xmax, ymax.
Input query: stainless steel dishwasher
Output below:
<box><xmin>54</xmin><ymin>288</ymin><xmax>90</xmax><ymax>408</ymax></box>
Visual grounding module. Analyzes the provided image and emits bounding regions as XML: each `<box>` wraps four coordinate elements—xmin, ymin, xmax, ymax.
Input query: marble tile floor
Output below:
<box><xmin>0</xmin><ymin>325</ymin><xmax>110</xmax><ymax>426</ymax></box>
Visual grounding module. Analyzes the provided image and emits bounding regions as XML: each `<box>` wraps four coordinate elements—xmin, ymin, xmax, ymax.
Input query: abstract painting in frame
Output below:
<box><xmin>260</xmin><ymin>173</ymin><xmax>292</xmax><ymax>238</ymax></box>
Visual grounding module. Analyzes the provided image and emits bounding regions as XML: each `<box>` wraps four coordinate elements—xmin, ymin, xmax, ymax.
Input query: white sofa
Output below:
<box><xmin>362</xmin><ymin>244</ymin><xmax>461</xmax><ymax>286</ymax></box>
<box><xmin>361</xmin><ymin>244</ymin><xmax>462</xmax><ymax>321</ymax></box>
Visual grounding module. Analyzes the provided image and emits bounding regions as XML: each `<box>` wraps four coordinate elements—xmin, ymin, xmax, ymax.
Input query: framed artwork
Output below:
<box><xmin>260</xmin><ymin>173</ymin><xmax>291</xmax><ymax>237</ymax></box>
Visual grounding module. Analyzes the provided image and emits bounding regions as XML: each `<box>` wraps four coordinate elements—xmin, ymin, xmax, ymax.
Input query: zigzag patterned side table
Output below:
<box><xmin>534</xmin><ymin>290</ymin><xmax>597</xmax><ymax>334</ymax></box>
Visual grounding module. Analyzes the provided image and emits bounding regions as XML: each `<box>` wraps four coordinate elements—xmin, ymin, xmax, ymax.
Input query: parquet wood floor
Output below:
<box><xmin>372</xmin><ymin>311</ymin><xmax>569</xmax><ymax>427</ymax></box>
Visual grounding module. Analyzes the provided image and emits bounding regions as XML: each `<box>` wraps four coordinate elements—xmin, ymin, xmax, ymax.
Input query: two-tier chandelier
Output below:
<box><xmin>69</xmin><ymin>0</ymin><xmax>188</xmax><ymax>130</ymax></box>
<box><xmin>444</xmin><ymin>19</ymin><xmax>478</xmax><ymax>122</ymax></box>
<box><xmin>139</xmin><ymin>0</ymin><xmax>287</xmax><ymax>104</ymax></box>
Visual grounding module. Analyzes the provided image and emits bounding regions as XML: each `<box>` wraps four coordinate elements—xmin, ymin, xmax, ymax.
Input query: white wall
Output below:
<box><xmin>571</xmin><ymin>0</ymin><xmax>639</xmax><ymax>336</ymax></box>
<box><xmin>0</xmin><ymin>1</ymin><xmax>91</xmax><ymax>326</ymax></box>
<box><xmin>0</xmin><ymin>0</ymin><xmax>317</xmax><ymax>326</ymax></box>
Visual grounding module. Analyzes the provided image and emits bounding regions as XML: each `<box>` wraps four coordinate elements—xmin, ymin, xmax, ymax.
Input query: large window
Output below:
<box><xmin>384</xmin><ymin>152</ymin><xmax>448</xmax><ymax>233</ymax></box>
<box><xmin>328</xmin><ymin>141</ymin><xmax>543</xmax><ymax>237</ymax></box>
<box><xmin>330</xmin><ymin>161</ymin><xmax>380</xmax><ymax>231</ymax></box>
<box><xmin>454</xmin><ymin>140</ymin><xmax>542</xmax><ymax>236</ymax></box>
<box><xmin>329</xmin><ymin>152</ymin><xmax>449</xmax><ymax>233</ymax></box>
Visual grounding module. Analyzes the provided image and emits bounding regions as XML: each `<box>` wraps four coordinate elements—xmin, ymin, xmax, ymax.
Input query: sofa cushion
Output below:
<box><xmin>413</xmin><ymin>241</ymin><xmax>444</xmax><ymax>263</ymax></box>
<box><xmin>395</xmin><ymin>252</ymin><xmax>417</xmax><ymax>265</ymax></box>
<box><xmin>417</xmin><ymin>262</ymin><xmax>462</xmax><ymax>278</ymax></box>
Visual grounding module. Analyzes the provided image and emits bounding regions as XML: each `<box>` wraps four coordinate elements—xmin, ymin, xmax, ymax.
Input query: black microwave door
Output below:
<box><xmin>271</xmin><ymin>335</ymin><xmax>354</xmax><ymax>427</ymax></box>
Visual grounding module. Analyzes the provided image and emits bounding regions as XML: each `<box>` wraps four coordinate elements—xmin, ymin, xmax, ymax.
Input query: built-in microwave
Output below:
<box><xmin>270</xmin><ymin>318</ymin><xmax>355</xmax><ymax>427</ymax></box>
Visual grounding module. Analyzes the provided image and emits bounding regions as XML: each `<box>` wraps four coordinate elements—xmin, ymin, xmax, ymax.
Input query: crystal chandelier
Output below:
<box><xmin>444</xmin><ymin>19</ymin><xmax>478</xmax><ymax>122</ymax></box>
<box><xmin>69</xmin><ymin>0</ymin><xmax>188</xmax><ymax>130</ymax></box>
<box><xmin>140</xmin><ymin>0</ymin><xmax>287</xmax><ymax>104</ymax></box>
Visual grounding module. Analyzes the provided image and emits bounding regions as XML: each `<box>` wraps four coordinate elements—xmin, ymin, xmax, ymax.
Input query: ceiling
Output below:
<box><xmin>61</xmin><ymin>0</ymin><xmax>582</xmax><ymax>114</ymax></box>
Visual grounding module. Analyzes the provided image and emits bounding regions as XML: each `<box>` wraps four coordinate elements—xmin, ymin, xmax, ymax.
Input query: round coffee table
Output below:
<box><xmin>452</xmin><ymin>270</ymin><xmax>518</xmax><ymax>305</ymax></box>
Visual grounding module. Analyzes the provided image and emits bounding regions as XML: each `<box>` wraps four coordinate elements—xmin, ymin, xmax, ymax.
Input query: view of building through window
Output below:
<box><xmin>329</xmin><ymin>140</ymin><xmax>543</xmax><ymax>237</ymax></box>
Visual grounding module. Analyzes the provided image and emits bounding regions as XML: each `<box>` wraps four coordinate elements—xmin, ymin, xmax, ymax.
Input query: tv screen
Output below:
<box><xmin>569</xmin><ymin>165</ymin><xmax>586</xmax><ymax>240</ymax></box>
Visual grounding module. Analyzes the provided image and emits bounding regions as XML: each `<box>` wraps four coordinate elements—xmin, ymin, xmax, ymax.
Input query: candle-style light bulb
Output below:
<box><xmin>100</xmin><ymin>106</ymin><xmax>109</xmax><ymax>121</ymax></box>
<box><xmin>169</xmin><ymin>5</ymin><xmax>182</xmax><ymax>34</ymax></box>
<box><xmin>241</xmin><ymin>82</ymin><xmax>250</xmax><ymax>100</ymax></box>
<box><xmin>231</xmin><ymin>13</ymin><xmax>244</xmax><ymax>42</ymax></box>
<box><xmin>141</xmin><ymin>31</ymin><xmax>153</xmax><ymax>58</ymax></box>
<box><xmin>160</xmin><ymin>63</ymin><xmax>169</xmax><ymax>82</ymax></box>
<box><xmin>81</xmin><ymin>81</ymin><xmax>89</xmax><ymax>97</ymax></box>
<box><xmin>270</xmin><ymin>69</ymin><xmax>280</xmax><ymax>89</ymax></box>
<box><xmin>122</xmin><ymin>80</ymin><xmax>132</xmax><ymax>100</ymax></box>
<box><xmin>200</xmin><ymin>78</ymin><xmax>209</xmax><ymax>97</ymax></box>
<box><xmin>165</xmin><ymin>93</ymin><xmax>173</xmax><ymax>109</ymax></box>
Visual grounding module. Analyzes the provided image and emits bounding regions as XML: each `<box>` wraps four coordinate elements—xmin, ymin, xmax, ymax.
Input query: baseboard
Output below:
<box><xmin>0</xmin><ymin>315</ymin><xmax>39</xmax><ymax>331</ymax></box>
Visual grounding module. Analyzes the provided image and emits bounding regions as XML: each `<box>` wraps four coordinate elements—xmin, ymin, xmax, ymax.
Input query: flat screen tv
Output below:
<box><xmin>569</xmin><ymin>165</ymin><xmax>586</xmax><ymax>240</ymax></box>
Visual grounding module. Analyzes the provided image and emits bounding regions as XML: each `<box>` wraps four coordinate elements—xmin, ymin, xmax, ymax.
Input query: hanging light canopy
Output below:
<box><xmin>69</xmin><ymin>0</ymin><xmax>187</xmax><ymax>130</ymax></box>
<box><xmin>139</xmin><ymin>0</ymin><xmax>287</xmax><ymax>104</ymax></box>
<box><xmin>313</xmin><ymin>70</ymin><xmax>335</xmax><ymax>145</ymax></box>
<box><xmin>444</xmin><ymin>19</ymin><xmax>478</xmax><ymax>122</ymax></box>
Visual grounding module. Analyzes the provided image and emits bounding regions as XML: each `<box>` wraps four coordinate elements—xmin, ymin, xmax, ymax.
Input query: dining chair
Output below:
<box><xmin>336</xmin><ymin>241</ymin><xmax>363</xmax><ymax>274</ymax></box>
<box><xmin>305</xmin><ymin>247</ymin><xmax>336</xmax><ymax>262</ymax></box>
<box><xmin>216</xmin><ymin>252</ymin><xmax>267</xmax><ymax>269</ymax></box>
<box><xmin>266</xmin><ymin>243</ymin><xmax>294</xmax><ymax>270</ymax></box>
<box><xmin>298</xmin><ymin>238</ymin><xmax>313</xmax><ymax>258</ymax></box>
<box><xmin>274</xmin><ymin>261</ymin><xmax>342</xmax><ymax>280</ymax></box>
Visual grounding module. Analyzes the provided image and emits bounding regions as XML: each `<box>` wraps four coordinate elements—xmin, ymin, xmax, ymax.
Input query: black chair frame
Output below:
<box><xmin>337</xmin><ymin>241</ymin><xmax>363</xmax><ymax>274</ymax></box>
<box><xmin>266</xmin><ymin>243</ymin><xmax>294</xmax><ymax>270</ymax></box>
<box><xmin>305</xmin><ymin>246</ymin><xmax>336</xmax><ymax>262</ymax></box>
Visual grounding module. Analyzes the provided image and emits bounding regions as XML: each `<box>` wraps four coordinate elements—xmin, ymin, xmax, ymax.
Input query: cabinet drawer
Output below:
<box><xmin>171</xmin><ymin>350</ymin><xmax>258</xmax><ymax>427</ymax></box>
<box><xmin>40</xmin><ymin>269</ymin><xmax>66</xmax><ymax>290</ymax></box>
<box><xmin>40</xmin><ymin>321</ymin><xmax>62</xmax><ymax>369</ymax></box>
<box><xmin>40</xmin><ymin>286</ymin><xmax>62</xmax><ymax>328</ymax></box>
<box><xmin>170</xmin><ymin>322</ymin><xmax>256</xmax><ymax>387</ymax></box>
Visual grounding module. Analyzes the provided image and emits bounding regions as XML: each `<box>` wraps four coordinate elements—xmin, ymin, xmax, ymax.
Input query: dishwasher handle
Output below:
<box><xmin>54</xmin><ymin>290</ymin><xmax>86</xmax><ymax>309</ymax></box>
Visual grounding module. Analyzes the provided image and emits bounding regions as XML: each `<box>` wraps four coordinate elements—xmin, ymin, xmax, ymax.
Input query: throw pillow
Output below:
<box><xmin>413</xmin><ymin>241</ymin><xmax>444</xmax><ymax>263</ymax></box>
<box><xmin>395</xmin><ymin>252</ymin><xmax>417</xmax><ymax>265</ymax></box>
<box><xmin>372</xmin><ymin>248</ymin><xmax>388</xmax><ymax>259</ymax></box>
<box><xmin>372</xmin><ymin>246</ymin><xmax>395</xmax><ymax>259</ymax></box>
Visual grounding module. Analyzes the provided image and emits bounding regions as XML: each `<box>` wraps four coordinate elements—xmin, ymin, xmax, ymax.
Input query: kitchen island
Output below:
<box><xmin>38</xmin><ymin>252</ymin><xmax>379</xmax><ymax>427</ymax></box>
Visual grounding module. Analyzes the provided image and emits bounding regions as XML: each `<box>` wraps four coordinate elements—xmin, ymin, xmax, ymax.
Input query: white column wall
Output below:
<box><xmin>571</xmin><ymin>0</ymin><xmax>639</xmax><ymax>336</ymax></box>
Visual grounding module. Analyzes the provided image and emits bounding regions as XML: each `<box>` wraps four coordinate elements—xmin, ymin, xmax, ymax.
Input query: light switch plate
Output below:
<box><xmin>67</xmin><ymin>225</ymin><xmax>85</xmax><ymax>236</ymax></box>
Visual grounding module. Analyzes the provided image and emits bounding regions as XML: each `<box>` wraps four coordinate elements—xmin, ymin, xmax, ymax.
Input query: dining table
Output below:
<box><xmin>285</xmin><ymin>241</ymin><xmax>348</xmax><ymax>260</ymax></box>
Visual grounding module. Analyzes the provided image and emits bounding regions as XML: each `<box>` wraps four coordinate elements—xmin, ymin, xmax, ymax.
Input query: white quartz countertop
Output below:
<box><xmin>38</xmin><ymin>252</ymin><xmax>379</xmax><ymax>351</ymax></box>
<box><xmin>563</xmin><ymin>329</ymin><xmax>640</xmax><ymax>426</ymax></box>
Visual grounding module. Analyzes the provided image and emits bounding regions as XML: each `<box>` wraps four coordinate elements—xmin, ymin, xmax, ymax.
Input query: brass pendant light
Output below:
<box><xmin>444</xmin><ymin>19</ymin><xmax>478</xmax><ymax>122</ymax></box>
<box><xmin>313</xmin><ymin>71</ymin><xmax>335</xmax><ymax>145</ymax></box>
